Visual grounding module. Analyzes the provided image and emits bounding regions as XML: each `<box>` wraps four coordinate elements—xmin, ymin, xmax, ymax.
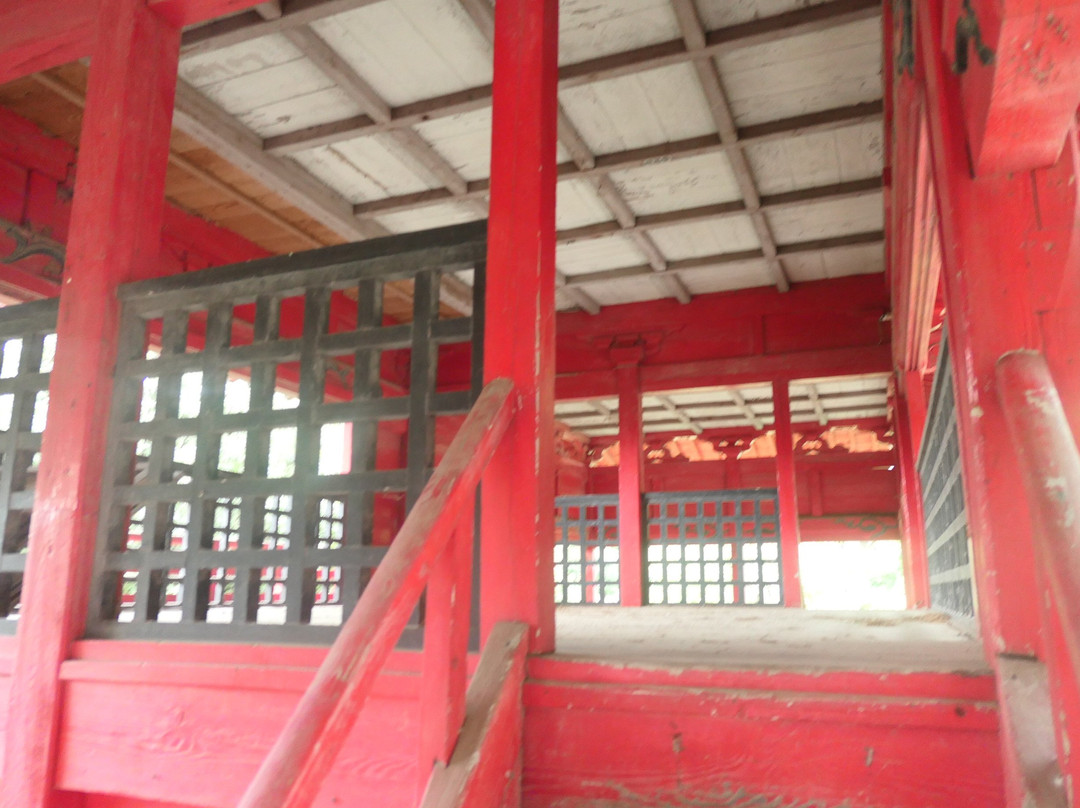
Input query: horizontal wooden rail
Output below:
<box><xmin>237</xmin><ymin>378</ymin><xmax>517</xmax><ymax>808</ymax></box>
<box><xmin>997</xmin><ymin>351</ymin><xmax>1080</xmax><ymax>691</ymax></box>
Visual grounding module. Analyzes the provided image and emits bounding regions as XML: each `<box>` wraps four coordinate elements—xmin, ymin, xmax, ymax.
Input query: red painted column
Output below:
<box><xmin>893</xmin><ymin>390</ymin><xmax>931</xmax><ymax>609</ymax></box>
<box><xmin>903</xmin><ymin>370</ymin><xmax>928</xmax><ymax>452</ymax></box>
<box><xmin>0</xmin><ymin>3</ymin><xmax>181</xmax><ymax>807</ymax></box>
<box><xmin>916</xmin><ymin>0</ymin><xmax>1044</xmax><ymax>660</ymax></box>
<box><xmin>480</xmin><ymin>0</ymin><xmax>558</xmax><ymax>652</ymax></box>
<box><xmin>772</xmin><ymin>381</ymin><xmax>802</xmax><ymax>607</ymax></box>
<box><xmin>615</xmin><ymin>364</ymin><xmax>644</xmax><ymax>607</ymax></box>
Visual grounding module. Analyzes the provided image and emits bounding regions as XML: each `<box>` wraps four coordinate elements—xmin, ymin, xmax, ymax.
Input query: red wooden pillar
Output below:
<box><xmin>915</xmin><ymin>0</ymin><xmax>1043</xmax><ymax>660</ymax></box>
<box><xmin>772</xmin><ymin>381</ymin><xmax>802</xmax><ymax>607</ymax></box>
<box><xmin>893</xmin><ymin>389</ymin><xmax>931</xmax><ymax>609</ymax></box>
<box><xmin>903</xmin><ymin>370</ymin><xmax>928</xmax><ymax>449</ymax></box>
<box><xmin>0</xmin><ymin>3</ymin><xmax>181</xmax><ymax>807</ymax></box>
<box><xmin>615</xmin><ymin>364</ymin><xmax>644</xmax><ymax>607</ymax></box>
<box><xmin>480</xmin><ymin>0</ymin><xmax>558</xmax><ymax>652</ymax></box>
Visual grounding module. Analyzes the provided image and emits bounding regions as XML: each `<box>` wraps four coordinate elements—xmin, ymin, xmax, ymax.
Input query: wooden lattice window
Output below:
<box><xmin>88</xmin><ymin>223</ymin><xmax>485</xmax><ymax>643</ymax></box>
<box><xmin>0</xmin><ymin>299</ymin><xmax>58</xmax><ymax>633</ymax></box>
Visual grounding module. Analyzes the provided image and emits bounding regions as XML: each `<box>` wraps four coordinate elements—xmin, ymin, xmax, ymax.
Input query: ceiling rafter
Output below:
<box><xmin>253</xmin><ymin>2</ymin><xmax>282</xmax><ymax>20</ymax></box>
<box><xmin>348</xmin><ymin>101</ymin><xmax>882</xmax><ymax>218</ymax></box>
<box><xmin>31</xmin><ymin>70</ymin><xmax>327</xmax><ymax>249</ymax></box>
<box><xmin>555</xmin><ymin>270</ymin><xmax>601</xmax><ymax>315</ymax></box>
<box><xmin>671</xmin><ymin>0</ymin><xmax>789</xmax><ymax>291</ymax></box>
<box><xmin>562</xmin><ymin>230</ymin><xmax>883</xmax><ymax>287</ymax></box>
<box><xmin>171</xmin><ymin>81</ymin><xmax>476</xmax><ymax>314</ymax></box>
<box><xmin>807</xmin><ymin>384</ymin><xmax>829</xmax><ymax>426</ymax></box>
<box><xmin>559</xmin><ymin>177</ymin><xmax>881</xmax><ymax>244</ymax></box>
<box><xmin>727</xmin><ymin>389</ymin><xmax>765</xmax><ymax>430</ymax></box>
<box><xmin>281</xmin><ymin>26</ymin><xmax>485</xmax><ymax>215</ymax></box>
<box><xmin>655</xmin><ymin>395</ymin><xmax>704</xmax><ymax>435</ymax></box>
<box><xmin>255</xmin><ymin>1</ymin><xmax>879</xmax><ymax>155</ymax></box>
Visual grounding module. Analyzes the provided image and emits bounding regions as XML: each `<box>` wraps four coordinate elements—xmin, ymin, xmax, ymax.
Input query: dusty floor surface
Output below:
<box><xmin>553</xmin><ymin>606</ymin><xmax>988</xmax><ymax>673</ymax></box>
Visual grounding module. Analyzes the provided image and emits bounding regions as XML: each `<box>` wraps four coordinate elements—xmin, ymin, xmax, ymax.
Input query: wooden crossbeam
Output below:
<box><xmin>672</xmin><ymin>0</ymin><xmax>790</xmax><ymax>291</ymax></box>
<box><xmin>255</xmin><ymin>1</ymin><xmax>880</xmax><ymax>154</ymax></box>
<box><xmin>348</xmin><ymin>102</ymin><xmax>882</xmax><ymax>217</ymax></box>
<box><xmin>807</xmin><ymin>384</ymin><xmax>829</xmax><ymax>426</ymax></box>
<box><xmin>563</xmin><ymin>231</ymin><xmax>883</xmax><ymax>288</ymax></box>
<box><xmin>655</xmin><ymin>395</ymin><xmax>704</xmax><ymax>435</ymax></box>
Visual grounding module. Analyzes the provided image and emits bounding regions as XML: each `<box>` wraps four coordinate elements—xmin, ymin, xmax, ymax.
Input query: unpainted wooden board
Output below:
<box><xmin>309</xmin><ymin>0</ymin><xmax>492</xmax><ymax>109</ymax></box>
<box><xmin>558</xmin><ymin>63</ymin><xmax>714</xmax><ymax>155</ymax></box>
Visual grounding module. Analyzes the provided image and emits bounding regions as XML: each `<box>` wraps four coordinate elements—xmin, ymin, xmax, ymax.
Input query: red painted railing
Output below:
<box><xmin>237</xmin><ymin>378</ymin><xmax>517</xmax><ymax>808</ymax></box>
<box><xmin>997</xmin><ymin>351</ymin><xmax>1080</xmax><ymax>690</ymax></box>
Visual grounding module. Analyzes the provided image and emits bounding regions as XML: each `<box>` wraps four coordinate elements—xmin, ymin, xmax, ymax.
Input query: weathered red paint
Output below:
<box><xmin>237</xmin><ymin>379</ymin><xmax>515</xmax><ymax>808</ymax></box>
<box><xmin>1</xmin><ymin>4</ymin><xmax>182</xmax><ymax>807</ymax></box>
<box><xmin>772</xmin><ymin>381</ymin><xmax>802</xmax><ymax>607</ymax></box>
<box><xmin>557</xmin><ymin>275</ymin><xmax>891</xmax><ymax>400</ymax></box>
<box><xmin>997</xmin><ymin>350</ymin><xmax>1080</xmax><ymax>785</ymax></box>
<box><xmin>147</xmin><ymin>0</ymin><xmax>272</xmax><ymax>27</ymax></box>
<box><xmin>419</xmin><ymin>499</ymin><xmax>475</xmax><ymax>781</ymax></box>
<box><xmin>615</xmin><ymin>363</ymin><xmax>644</xmax><ymax>607</ymax></box>
<box><xmin>480</xmin><ymin>0</ymin><xmax>558</xmax><ymax>652</ymax></box>
<box><xmin>943</xmin><ymin>0</ymin><xmax>1080</xmax><ymax>176</ymax></box>
<box><xmin>420</xmin><ymin>623</ymin><xmax>527</xmax><ymax>808</ymax></box>
<box><xmin>916</xmin><ymin>0</ymin><xmax>1044</xmax><ymax>660</ymax></box>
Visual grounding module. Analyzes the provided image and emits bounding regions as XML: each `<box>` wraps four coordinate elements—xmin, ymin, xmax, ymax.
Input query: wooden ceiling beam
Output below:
<box><xmin>30</xmin><ymin>71</ymin><xmax>326</xmax><ymax>249</ymax></box>
<box><xmin>559</xmin><ymin>177</ymin><xmax>882</xmax><ymax>244</ymax></box>
<box><xmin>257</xmin><ymin>0</ymin><xmax>880</xmax><ymax>154</ymax></box>
<box><xmin>172</xmin><ymin>80</ymin><xmax>384</xmax><ymax>242</ymax></box>
<box><xmin>180</xmin><ymin>0</ymin><xmax>385</xmax><ymax>55</ymax></box>
<box><xmin>728</xmin><ymin>389</ymin><xmax>765</xmax><ymax>431</ymax></box>
<box><xmin>349</xmin><ymin>101</ymin><xmax>881</xmax><ymax>217</ymax></box>
<box><xmin>253</xmin><ymin>1</ymin><xmax>282</xmax><ymax>20</ymax></box>
<box><xmin>655</xmin><ymin>395</ymin><xmax>704</xmax><ymax>435</ymax></box>
<box><xmin>563</xmin><ymin>230</ymin><xmax>883</xmax><ymax>287</ymax></box>
<box><xmin>556</xmin><ymin>270</ymin><xmax>601</xmax><ymax>315</ymax></box>
<box><xmin>282</xmin><ymin>25</ymin><xmax>485</xmax><ymax>217</ymax></box>
<box><xmin>672</xmin><ymin>0</ymin><xmax>789</xmax><ymax>292</ymax></box>
<box><xmin>807</xmin><ymin>384</ymin><xmax>829</xmax><ymax>426</ymax></box>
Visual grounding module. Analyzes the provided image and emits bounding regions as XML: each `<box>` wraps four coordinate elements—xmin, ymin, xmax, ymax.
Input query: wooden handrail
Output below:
<box><xmin>997</xmin><ymin>351</ymin><xmax>1080</xmax><ymax>690</ymax></box>
<box><xmin>237</xmin><ymin>378</ymin><xmax>517</xmax><ymax>808</ymax></box>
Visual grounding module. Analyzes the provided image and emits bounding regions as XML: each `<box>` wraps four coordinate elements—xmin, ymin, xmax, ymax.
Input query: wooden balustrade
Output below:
<box><xmin>237</xmin><ymin>377</ymin><xmax>517</xmax><ymax>808</ymax></box>
<box><xmin>997</xmin><ymin>350</ymin><xmax>1080</xmax><ymax>692</ymax></box>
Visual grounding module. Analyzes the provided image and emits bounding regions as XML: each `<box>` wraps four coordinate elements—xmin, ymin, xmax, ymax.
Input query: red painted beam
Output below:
<box><xmin>480</xmin><ymin>0</ymin><xmax>559</xmax><ymax>653</ymax></box>
<box><xmin>237</xmin><ymin>379</ymin><xmax>515</xmax><ymax>808</ymax></box>
<box><xmin>0</xmin><ymin>3</ymin><xmax>182</xmax><ymax>808</ymax></box>
<box><xmin>147</xmin><ymin>0</ymin><xmax>272</xmax><ymax>28</ymax></box>
<box><xmin>557</xmin><ymin>344</ymin><xmax>892</xmax><ymax>401</ymax></box>
<box><xmin>0</xmin><ymin>1</ymin><xmax>94</xmax><ymax>86</ymax></box>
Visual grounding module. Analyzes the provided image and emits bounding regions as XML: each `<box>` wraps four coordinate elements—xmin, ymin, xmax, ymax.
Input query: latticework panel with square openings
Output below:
<box><xmin>644</xmin><ymin>490</ymin><xmax>781</xmax><ymax>606</ymax></box>
<box><xmin>553</xmin><ymin>496</ymin><xmax>620</xmax><ymax>605</ymax></box>
<box><xmin>0</xmin><ymin>299</ymin><xmax>58</xmax><ymax>634</ymax></box>
<box><xmin>88</xmin><ymin>223</ymin><xmax>486</xmax><ymax>643</ymax></box>
<box><xmin>918</xmin><ymin>335</ymin><xmax>975</xmax><ymax>617</ymax></box>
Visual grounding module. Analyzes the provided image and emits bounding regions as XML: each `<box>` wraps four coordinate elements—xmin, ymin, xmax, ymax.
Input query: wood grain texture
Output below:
<box><xmin>522</xmin><ymin>680</ymin><xmax>1004</xmax><ymax>808</ymax></box>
